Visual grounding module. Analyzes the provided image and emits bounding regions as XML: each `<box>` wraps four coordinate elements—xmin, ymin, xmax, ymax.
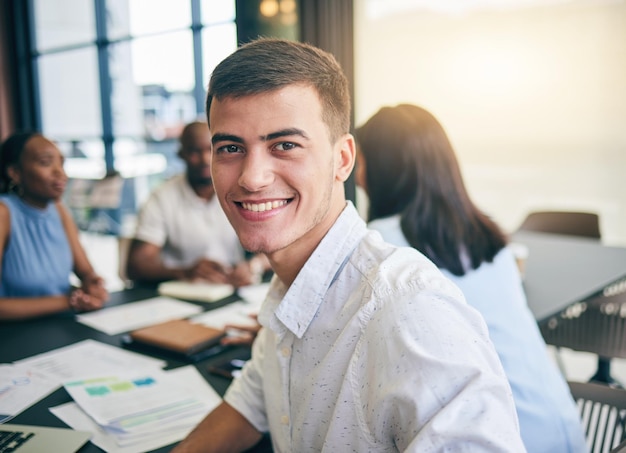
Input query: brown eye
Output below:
<box><xmin>275</xmin><ymin>142</ymin><xmax>296</xmax><ymax>151</ymax></box>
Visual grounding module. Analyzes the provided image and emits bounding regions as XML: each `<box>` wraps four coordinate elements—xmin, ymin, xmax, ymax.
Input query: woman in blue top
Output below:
<box><xmin>0</xmin><ymin>132</ymin><xmax>108</xmax><ymax>320</ymax></box>
<box><xmin>355</xmin><ymin>104</ymin><xmax>587</xmax><ymax>453</ymax></box>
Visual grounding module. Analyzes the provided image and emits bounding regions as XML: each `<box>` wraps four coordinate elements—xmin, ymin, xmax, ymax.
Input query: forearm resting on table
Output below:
<box><xmin>126</xmin><ymin>255</ymin><xmax>181</xmax><ymax>282</ymax></box>
<box><xmin>0</xmin><ymin>294</ymin><xmax>73</xmax><ymax>320</ymax></box>
<box><xmin>172</xmin><ymin>402</ymin><xmax>262</xmax><ymax>453</ymax></box>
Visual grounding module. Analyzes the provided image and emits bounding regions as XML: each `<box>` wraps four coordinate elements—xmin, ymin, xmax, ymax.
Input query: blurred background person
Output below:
<box><xmin>126</xmin><ymin>121</ymin><xmax>268</xmax><ymax>287</ymax></box>
<box><xmin>0</xmin><ymin>132</ymin><xmax>108</xmax><ymax>320</ymax></box>
<box><xmin>354</xmin><ymin>103</ymin><xmax>586</xmax><ymax>453</ymax></box>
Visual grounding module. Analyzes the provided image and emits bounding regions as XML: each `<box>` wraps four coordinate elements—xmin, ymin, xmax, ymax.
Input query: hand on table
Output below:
<box><xmin>185</xmin><ymin>259</ymin><xmax>232</xmax><ymax>284</ymax></box>
<box><xmin>69</xmin><ymin>278</ymin><xmax>108</xmax><ymax>313</ymax></box>
<box><xmin>221</xmin><ymin>314</ymin><xmax>262</xmax><ymax>346</ymax></box>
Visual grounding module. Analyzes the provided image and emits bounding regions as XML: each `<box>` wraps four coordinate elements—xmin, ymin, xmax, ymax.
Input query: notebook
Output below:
<box><xmin>0</xmin><ymin>424</ymin><xmax>91</xmax><ymax>453</ymax></box>
<box><xmin>157</xmin><ymin>280</ymin><xmax>234</xmax><ymax>303</ymax></box>
<box><xmin>123</xmin><ymin>318</ymin><xmax>226</xmax><ymax>362</ymax></box>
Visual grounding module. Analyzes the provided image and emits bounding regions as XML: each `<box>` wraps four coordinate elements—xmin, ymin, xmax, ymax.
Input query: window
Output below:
<box><xmin>31</xmin><ymin>0</ymin><xmax>238</xmax><ymax>232</ymax></box>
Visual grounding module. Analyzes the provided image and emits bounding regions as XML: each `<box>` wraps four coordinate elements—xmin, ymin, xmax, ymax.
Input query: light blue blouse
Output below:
<box><xmin>368</xmin><ymin>214</ymin><xmax>587</xmax><ymax>453</ymax></box>
<box><xmin>0</xmin><ymin>193</ymin><xmax>73</xmax><ymax>297</ymax></box>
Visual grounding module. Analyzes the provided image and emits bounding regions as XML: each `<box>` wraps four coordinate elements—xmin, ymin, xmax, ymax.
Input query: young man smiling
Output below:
<box><xmin>173</xmin><ymin>38</ymin><xmax>525</xmax><ymax>453</ymax></box>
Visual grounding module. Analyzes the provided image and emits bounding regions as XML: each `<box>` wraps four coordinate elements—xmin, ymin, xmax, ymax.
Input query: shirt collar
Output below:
<box><xmin>263</xmin><ymin>201</ymin><xmax>368</xmax><ymax>338</ymax></box>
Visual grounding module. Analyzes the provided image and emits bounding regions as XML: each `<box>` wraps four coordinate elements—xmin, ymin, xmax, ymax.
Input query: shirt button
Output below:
<box><xmin>281</xmin><ymin>347</ymin><xmax>290</xmax><ymax>357</ymax></box>
<box><xmin>281</xmin><ymin>415</ymin><xmax>289</xmax><ymax>425</ymax></box>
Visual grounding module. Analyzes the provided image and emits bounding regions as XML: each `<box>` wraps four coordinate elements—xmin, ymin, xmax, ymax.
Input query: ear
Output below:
<box><xmin>335</xmin><ymin>133</ymin><xmax>356</xmax><ymax>183</ymax></box>
<box><xmin>6</xmin><ymin>165</ymin><xmax>20</xmax><ymax>186</ymax></box>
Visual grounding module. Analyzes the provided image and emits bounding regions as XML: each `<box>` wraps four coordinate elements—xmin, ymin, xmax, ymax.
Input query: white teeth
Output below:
<box><xmin>242</xmin><ymin>200</ymin><xmax>287</xmax><ymax>212</ymax></box>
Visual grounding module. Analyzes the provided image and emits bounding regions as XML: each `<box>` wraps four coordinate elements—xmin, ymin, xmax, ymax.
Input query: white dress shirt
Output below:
<box><xmin>133</xmin><ymin>173</ymin><xmax>244</xmax><ymax>268</ymax></box>
<box><xmin>225</xmin><ymin>202</ymin><xmax>525</xmax><ymax>452</ymax></box>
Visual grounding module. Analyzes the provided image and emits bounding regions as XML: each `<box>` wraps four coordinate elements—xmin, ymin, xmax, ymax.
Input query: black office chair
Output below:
<box><xmin>518</xmin><ymin>210</ymin><xmax>601</xmax><ymax>239</ymax></box>
<box><xmin>517</xmin><ymin>210</ymin><xmax>626</xmax><ymax>385</ymax></box>
<box><xmin>568</xmin><ymin>380</ymin><xmax>626</xmax><ymax>453</ymax></box>
<box><xmin>542</xmin><ymin>291</ymin><xmax>626</xmax><ymax>385</ymax></box>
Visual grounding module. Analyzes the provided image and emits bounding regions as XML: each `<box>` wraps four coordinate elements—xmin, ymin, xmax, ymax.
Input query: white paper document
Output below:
<box><xmin>237</xmin><ymin>282</ymin><xmax>271</xmax><ymax>306</ymax></box>
<box><xmin>0</xmin><ymin>363</ymin><xmax>59</xmax><ymax>423</ymax></box>
<box><xmin>14</xmin><ymin>339</ymin><xmax>166</xmax><ymax>384</ymax></box>
<box><xmin>50</xmin><ymin>366</ymin><xmax>221</xmax><ymax>453</ymax></box>
<box><xmin>191</xmin><ymin>301</ymin><xmax>260</xmax><ymax>330</ymax></box>
<box><xmin>76</xmin><ymin>296</ymin><xmax>204</xmax><ymax>335</ymax></box>
<box><xmin>191</xmin><ymin>282</ymin><xmax>268</xmax><ymax>330</ymax></box>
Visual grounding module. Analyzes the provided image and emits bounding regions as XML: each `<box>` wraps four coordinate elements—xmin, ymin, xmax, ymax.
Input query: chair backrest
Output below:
<box><xmin>517</xmin><ymin>210</ymin><xmax>601</xmax><ymax>239</ymax></box>
<box><xmin>568</xmin><ymin>380</ymin><xmax>626</xmax><ymax>452</ymax></box>
<box><xmin>540</xmin><ymin>292</ymin><xmax>626</xmax><ymax>359</ymax></box>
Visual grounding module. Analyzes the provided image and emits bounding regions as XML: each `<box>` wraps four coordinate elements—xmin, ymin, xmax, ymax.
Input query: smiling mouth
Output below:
<box><xmin>240</xmin><ymin>200</ymin><xmax>289</xmax><ymax>212</ymax></box>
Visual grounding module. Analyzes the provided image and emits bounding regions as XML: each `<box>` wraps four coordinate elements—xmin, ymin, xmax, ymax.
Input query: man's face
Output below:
<box><xmin>180</xmin><ymin>125</ymin><xmax>212</xmax><ymax>186</ymax></box>
<box><xmin>209</xmin><ymin>84</ymin><xmax>354</xmax><ymax>258</ymax></box>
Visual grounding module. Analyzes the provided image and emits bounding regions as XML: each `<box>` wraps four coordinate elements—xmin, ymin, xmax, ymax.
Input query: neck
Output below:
<box><xmin>18</xmin><ymin>193</ymin><xmax>52</xmax><ymax>210</ymax></box>
<box><xmin>191</xmin><ymin>182</ymin><xmax>215</xmax><ymax>201</ymax></box>
<box><xmin>267</xmin><ymin>199</ymin><xmax>347</xmax><ymax>288</ymax></box>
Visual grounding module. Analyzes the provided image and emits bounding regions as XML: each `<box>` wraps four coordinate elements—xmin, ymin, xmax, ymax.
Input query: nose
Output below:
<box><xmin>238</xmin><ymin>150</ymin><xmax>274</xmax><ymax>192</ymax></box>
<box><xmin>55</xmin><ymin>160</ymin><xmax>67</xmax><ymax>179</ymax></box>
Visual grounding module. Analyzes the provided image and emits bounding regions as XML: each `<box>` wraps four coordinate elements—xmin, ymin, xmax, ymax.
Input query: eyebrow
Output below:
<box><xmin>262</xmin><ymin>128</ymin><xmax>309</xmax><ymax>141</ymax></box>
<box><xmin>211</xmin><ymin>133</ymin><xmax>243</xmax><ymax>145</ymax></box>
<box><xmin>211</xmin><ymin>128</ymin><xmax>310</xmax><ymax>146</ymax></box>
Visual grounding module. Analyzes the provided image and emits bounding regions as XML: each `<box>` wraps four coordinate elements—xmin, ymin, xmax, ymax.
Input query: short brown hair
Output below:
<box><xmin>206</xmin><ymin>38</ymin><xmax>350</xmax><ymax>143</ymax></box>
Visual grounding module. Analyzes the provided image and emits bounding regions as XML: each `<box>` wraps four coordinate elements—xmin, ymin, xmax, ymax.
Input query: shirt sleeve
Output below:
<box><xmin>357</xmin><ymin>287</ymin><xmax>525</xmax><ymax>452</ymax></box>
<box><xmin>223</xmin><ymin>327</ymin><xmax>270</xmax><ymax>433</ymax></box>
<box><xmin>133</xmin><ymin>192</ymin><xmax>167</xmax><ymax>247</ymax></box>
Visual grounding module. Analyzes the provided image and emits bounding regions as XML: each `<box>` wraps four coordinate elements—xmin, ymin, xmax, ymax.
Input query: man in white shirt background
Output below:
<box><xmin>126</xmin><ymin>121</ymin><xmax>267</xmax><ymax>287</ymax></box>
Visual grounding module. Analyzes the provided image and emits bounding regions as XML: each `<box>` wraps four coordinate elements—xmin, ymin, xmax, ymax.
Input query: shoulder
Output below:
<box><xmin>0</xmin><ymin>194</ymin><xmax>14</xmax><ymax>212</ymax></box>
<box><xmin>0</xmin><ymin>200</ymin><xmax>10</xmax><ymax>236</ymax></box>
<box><xmin>353</xmin><ymin>233</ymin><xmax>486</xmax><ymax>332</ymax></box>
<box><xmin>0</xmin><ymin>196</ymin><xmax>17</xmax><ymax>231</ymax></box>
<box><xmin>54</xmin><ymin>200</ymin><xmax>70</xmax><ymax>217</ymax></box>
<box><xmin>357</xmin><ymin>231</ymin><xmax>460</xmax><ymax>299</ymax></box>
<box><xmin>140</xmin><ymin>175</ymin><xmax>185</xmax><ymax>212</ymax></box>
<box><xmin>149</xmin><ymin>174</ymin><xmax>185</xmax><ymax>199</ymax></box>
<box><xmin>0</xmin><ymin>198</ymin><xmax>9</xmax><ymax>216</ymax></box>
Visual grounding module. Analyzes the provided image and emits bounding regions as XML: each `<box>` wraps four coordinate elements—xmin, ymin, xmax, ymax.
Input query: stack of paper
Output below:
<box><xmin>14</xmin><ymin>340</ymin><xmax>166</xmax><ymax>382</ymax></box>
<box><xmin>76</xmin><ymin>297</ymin><xmax>203</xmax><ymax>335</ymax></box>
<box><xmin>53</xmin><ymin>366</ymin><xmax>221</xmax><ymax>453</ymax></box>
<box><xmin>9</xmin><ymin>340</ymin><xmax>221</xmax><ymax>452</ymax></box>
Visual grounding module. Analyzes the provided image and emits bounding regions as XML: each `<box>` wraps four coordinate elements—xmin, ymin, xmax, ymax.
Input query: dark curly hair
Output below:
<box><xmin>0</xmin><ymin>131</ymin><xmax>41</xmax><ymax>193</ymax></box>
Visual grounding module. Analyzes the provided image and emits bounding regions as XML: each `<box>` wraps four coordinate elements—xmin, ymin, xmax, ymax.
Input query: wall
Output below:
<box><xmin>354</xmin><ymin>0</ymin><xmax>626</xmax><ymax>246</ymax></box>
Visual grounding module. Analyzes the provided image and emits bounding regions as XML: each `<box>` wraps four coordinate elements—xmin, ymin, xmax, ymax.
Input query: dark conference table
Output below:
<box><xmin>512</xmin><ymin>230</ymin><xmax>626</xmax><ymax>323</ymax></box>
<box><xmin>0</xmin><ymin>285</ymin><xmax>272</xmax><ymax>453</ymax></box>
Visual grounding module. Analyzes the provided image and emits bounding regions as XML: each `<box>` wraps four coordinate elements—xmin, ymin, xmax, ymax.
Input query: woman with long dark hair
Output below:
<box><xmin>355</xmin><ymin>104</ymin><xmax>586</xmax><ymax>453</ymax></box>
